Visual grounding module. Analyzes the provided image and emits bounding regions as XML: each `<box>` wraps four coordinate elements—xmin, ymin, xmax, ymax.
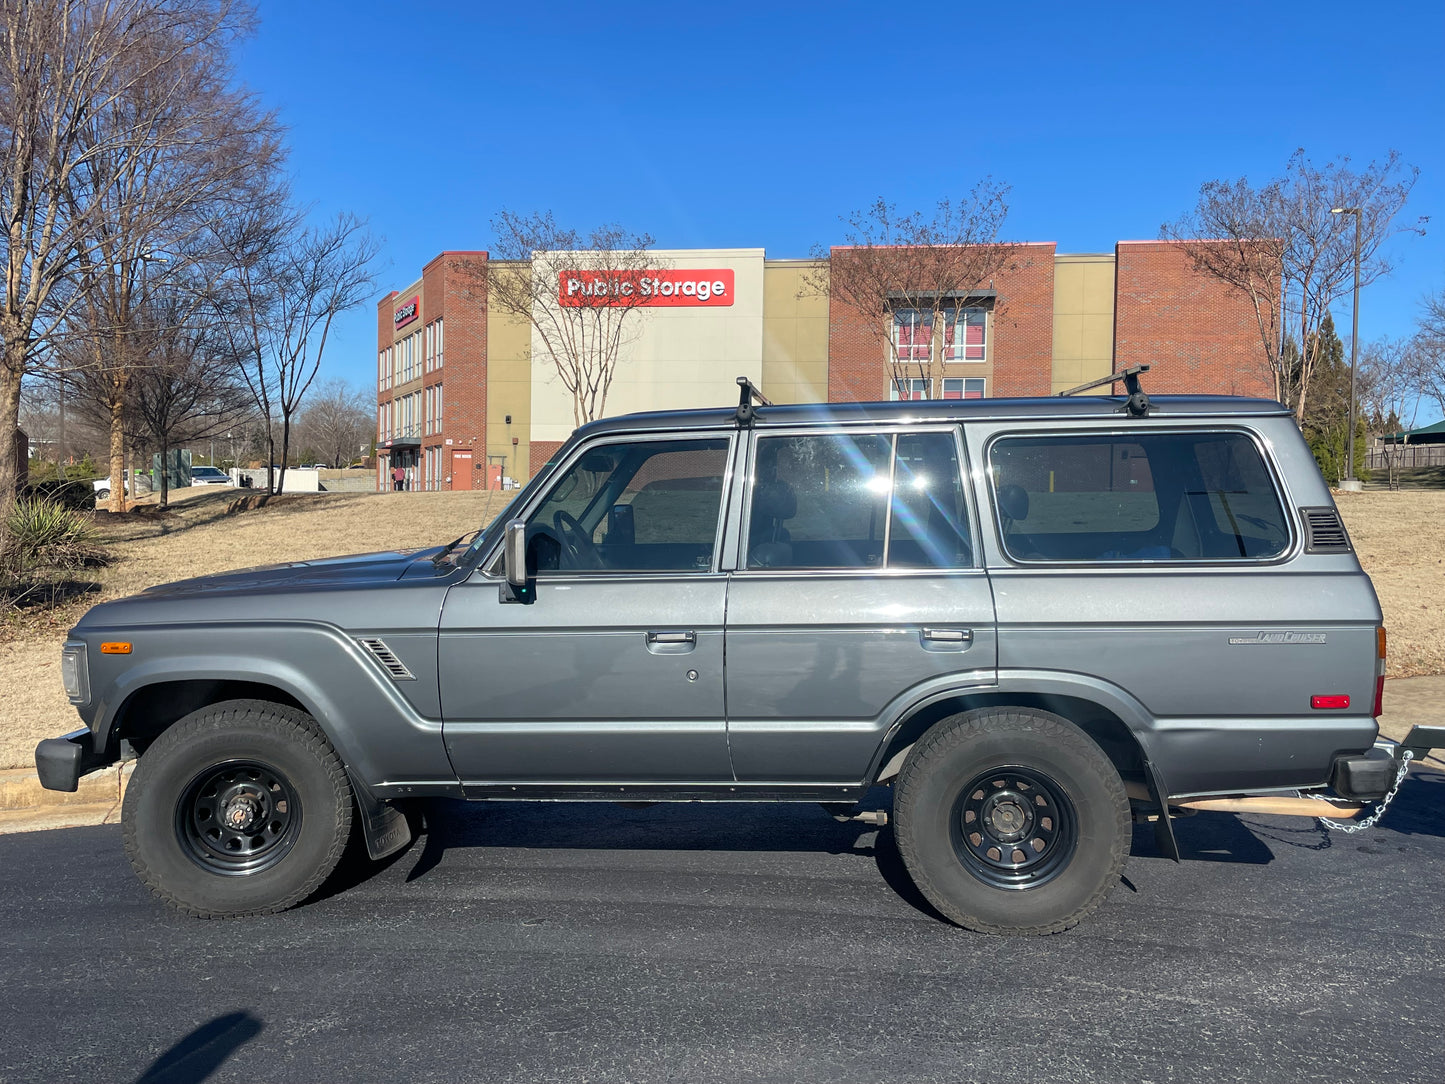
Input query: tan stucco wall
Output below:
<box><xmin>487</xmin><ymin>264</ymin><xmax>532</xmax><ymax>483</ymax></box>
<box><xmin>530</xmin><ymin>249</ymin><xmax>766</xmax><ymax>444</ymax></box>
<box><xmin>1051</xmin><ymin>254</ymin><xmax>1116</xmax><ymax>393</ymax></box>
<box><xmin>761</xmin><ymin>260</ymin><xmax>829</xmax><ymax>403</ymax></box>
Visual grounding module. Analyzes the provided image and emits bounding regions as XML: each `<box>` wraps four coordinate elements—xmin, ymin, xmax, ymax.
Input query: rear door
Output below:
<box><xmin>724</xmin><ymin>425</ymin><xmax>997</xmax><ymax>783</ymax></box>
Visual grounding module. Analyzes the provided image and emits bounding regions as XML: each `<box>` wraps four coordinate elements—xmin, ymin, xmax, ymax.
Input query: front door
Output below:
<box><xmin>439</xmin><ymin>433</ymin><xmax>736</xmax><ymax>785</ymax></box>
<box><xmin>725</xmin><ymin>427</ymin><xmax>998</xmax><ymax>783</ymax></box>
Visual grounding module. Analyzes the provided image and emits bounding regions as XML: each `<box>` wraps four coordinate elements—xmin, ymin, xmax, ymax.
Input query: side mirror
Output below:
<box><xmin>504</xmin><ymin>519</ymin><xmax>527</xmax><ymax>587</ymax></box>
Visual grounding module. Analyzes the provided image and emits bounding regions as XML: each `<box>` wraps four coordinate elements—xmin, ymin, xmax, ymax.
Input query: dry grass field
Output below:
<box><xmin>0</xmin><ymin>487</ymin><xmax>1440</xmax><ymax>769</ymax></box>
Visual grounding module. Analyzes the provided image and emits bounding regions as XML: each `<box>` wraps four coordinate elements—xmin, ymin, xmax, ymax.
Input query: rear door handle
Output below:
<box><xmin>645</xmin><ymin>630</ymin><xmax>697</xmax><ymax>654</ymax></box>
<box><xmin>921</xmin><ymin>627</ymin><xmax>972</xmax><ymax>650</ymax></box>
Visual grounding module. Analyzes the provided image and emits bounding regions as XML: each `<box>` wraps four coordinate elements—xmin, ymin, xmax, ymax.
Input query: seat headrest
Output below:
<box><xmin>996</xmin><ymin>483</ymin><xmax>1029</xmax><ymax>522</ymax></box>
<box><xmin>753</xmin><ymin>479</ymin><xmax>797</xmax><ymax>521</ymax></box>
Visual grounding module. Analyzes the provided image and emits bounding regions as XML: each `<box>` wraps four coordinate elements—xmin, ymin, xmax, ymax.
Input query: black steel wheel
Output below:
<box><xmin>950</xmin><ymin>766</ymin><xmax>1078</xmax><ymax>889</ymax></box>
<box><xmin>123</xmin><ymin>699</ymin><xmax>353</xmax><ymax>918</ymax></box>
<box><xmin>894</xmin><ymin>707</ymin><xmax>1130</xmax><ymax>935</ymax></box>
<box><xmin>176</xmin><ymin>760</ymin><xmax>303</xmax><ymax>875</ymax></box>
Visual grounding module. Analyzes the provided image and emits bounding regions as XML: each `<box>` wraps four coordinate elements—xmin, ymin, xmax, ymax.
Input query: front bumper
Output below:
<box><xmin>35</xmin><ymin>729</ymin><xmax>115</xmax><ymax>793</ymax></box>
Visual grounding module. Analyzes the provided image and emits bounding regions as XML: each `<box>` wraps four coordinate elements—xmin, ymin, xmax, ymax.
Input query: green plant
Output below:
<box><xmin>4</xmin><ymin>497</ymin><xmax>107</xmax><ymax>573</ymax></box>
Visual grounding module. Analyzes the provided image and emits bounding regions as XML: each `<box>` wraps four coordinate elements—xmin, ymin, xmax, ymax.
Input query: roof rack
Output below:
<box><xmin>1058</xmin><ymin>364</ymin><xmax>1152</xmax><ymax>417</ymax></box>
<box><xmin>735</xmin><ymin>376</ymin><xmax>772</xmax><ymax>427</ymax></box>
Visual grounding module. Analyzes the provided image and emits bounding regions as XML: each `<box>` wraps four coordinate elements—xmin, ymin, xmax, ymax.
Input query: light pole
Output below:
<box><xmin>1331</xmin><ymin>206</ymin><xmax>1362</xmax><ymax>490</ymax></box>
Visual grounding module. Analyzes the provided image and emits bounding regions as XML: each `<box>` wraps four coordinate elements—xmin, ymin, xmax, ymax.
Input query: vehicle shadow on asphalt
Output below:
<box><xmin>133</xmin><ymin>1010</ymin><xmax>262</xmax><ymax>1084</ymax></box>
<box><xmin>1133</xmin><ymin>767</ymin><xmax>1445</xmax><ymax>865</ymax></box>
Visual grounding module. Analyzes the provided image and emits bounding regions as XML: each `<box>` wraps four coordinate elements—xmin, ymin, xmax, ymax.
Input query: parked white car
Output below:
<box><xmin>189</xmin><ymin>466</ymin><xmax>233</xmax><ymax>486</ymax></box>
<box><xmin>92</xmin><ymin>471</ymin><xmax>136</xmax><ymax>500</ymax></box>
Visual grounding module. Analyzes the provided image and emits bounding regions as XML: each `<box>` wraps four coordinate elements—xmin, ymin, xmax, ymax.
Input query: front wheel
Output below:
<box><xmin>893</xmin><ymin>707</ymin><xmax>1130</xmax><ymax>935</ymax></box>
<box><xmin>122</xmin><ymin>699</ymin><xmax>353</xmax><ymax>917</ymax></box>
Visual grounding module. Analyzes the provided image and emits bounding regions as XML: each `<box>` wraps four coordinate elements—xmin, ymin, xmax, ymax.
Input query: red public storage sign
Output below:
<box><xmin>558</xmin><ymin>269</ymin><xmax>734</xmax><ymax>308</ymax></box>
<box><xmin>394</xmin><ymin>295</ymin><xmax>419</xmax><ymax>329</ymax></box>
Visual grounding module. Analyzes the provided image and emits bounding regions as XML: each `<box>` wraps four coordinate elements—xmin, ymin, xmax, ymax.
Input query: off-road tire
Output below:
<box><xmin>894</xmin><ymin>707</ymin><xmax>1130</xmax><ymax>935</ymax></box>
<box><xmin>122</xmin><ymin>699</ymin><xmax>353</xmax><ymax>918</ymax></box>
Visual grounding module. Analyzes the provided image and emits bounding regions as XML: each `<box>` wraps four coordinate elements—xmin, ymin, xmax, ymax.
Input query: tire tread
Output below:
<box><xmin>121</xmin><ymin>699</ymin><xmax>352</xmax><ymax>919</ymax></box>
<box><xmin>894</xmin><ymin>708</ymin><xmax>1130</xmax><ymax>935</ymax></box>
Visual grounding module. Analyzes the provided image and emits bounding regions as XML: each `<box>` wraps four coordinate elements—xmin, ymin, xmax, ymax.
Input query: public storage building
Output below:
<box><xmin>374</xmin><ymin>241</ymin><xmax>1274</xmax><ymax>492</ymax></box>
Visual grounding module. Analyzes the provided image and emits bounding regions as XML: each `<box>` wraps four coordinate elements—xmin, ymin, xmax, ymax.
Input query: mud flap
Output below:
<box><xmin>349</xmin><ymin>771</ymin><xmax>413</xmax><ymax>860</ymax></box>
<box><xmin>1143</xmin><ymin>757</ymin><xmax>1180</xmax><ymax>863</ymax></box>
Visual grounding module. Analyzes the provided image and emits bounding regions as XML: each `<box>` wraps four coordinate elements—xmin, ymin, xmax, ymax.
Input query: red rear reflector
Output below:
<box><xmin>1311</xmin><ymin>694</ymin><xmax>1349</xmax><ymax>710</ymax></box>
<box><xmin>100</xmin><ymin>642</ymin><xmax>132</xmax><ymax>654</ymax></box>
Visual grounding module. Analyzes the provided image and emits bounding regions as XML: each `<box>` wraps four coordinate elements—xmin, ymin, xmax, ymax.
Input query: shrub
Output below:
<box><xmin>20</xmin><ymin>479</ymin><xmax>97</xmax><ymax>511</ymax></box>
<box><xmin>4</xmin><ymin>497</ymin><xmax>107</xmax><ymax>573</ymax></box>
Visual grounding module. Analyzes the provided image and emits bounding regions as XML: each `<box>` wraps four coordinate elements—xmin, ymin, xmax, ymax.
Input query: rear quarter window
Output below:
<box><xmin>988</xmin><ymin>430</ymin><xmax>1291</xmax><ymax>563</ymax></box>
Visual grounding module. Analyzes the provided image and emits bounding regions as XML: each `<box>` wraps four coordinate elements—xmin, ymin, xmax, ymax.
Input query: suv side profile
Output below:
<box><xmin>35</xmin><ymin>387</ymin><xmax>1434</xmax><ymax>934</ymax></box>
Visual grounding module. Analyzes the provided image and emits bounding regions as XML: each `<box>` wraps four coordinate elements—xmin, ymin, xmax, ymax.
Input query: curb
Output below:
<box><xmin>0</xmin><ymin>762</ymin><xmax>133</xmax><ymax>835</ymax></box>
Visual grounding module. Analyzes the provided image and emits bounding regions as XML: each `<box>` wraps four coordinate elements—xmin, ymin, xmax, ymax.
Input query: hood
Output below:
<box><xmin>138</xmin><ymin>546</ymin><xmax>443</xmax><ymax>599</ymax></box>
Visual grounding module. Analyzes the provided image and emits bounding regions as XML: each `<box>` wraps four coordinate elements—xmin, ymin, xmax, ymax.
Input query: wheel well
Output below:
<box><xmin>873</xmin><ymin>692</ymin><xmax>1149</xmax><ymax>797</ymax></box>
<box><xmin>112</xmin><ymin>680</ymin><xmax>307</xmax><ymax>756</ymax></box>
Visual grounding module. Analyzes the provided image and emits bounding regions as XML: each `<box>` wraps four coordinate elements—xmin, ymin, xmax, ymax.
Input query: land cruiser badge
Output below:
<box><xmin>1229</xmin><ymin>632</ymin><xmax>1328</xmax><ymax>645</ymax></box>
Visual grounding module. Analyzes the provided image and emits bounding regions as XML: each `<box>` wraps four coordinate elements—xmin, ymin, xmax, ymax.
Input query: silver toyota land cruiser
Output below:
<box><xmin>35</xmin><ymin>375</ymin><xmax>1441</xmax><ymax>934</ymax></box>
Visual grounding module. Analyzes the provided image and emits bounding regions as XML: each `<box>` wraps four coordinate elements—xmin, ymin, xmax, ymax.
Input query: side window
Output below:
<box><xmin>527</xmin><ymin>438</ymin><xmax>729</xmax><ymax>574</ymax></box>
<box><xmin>988</xmin><ymin>431</ymin><xmax>1289</xmax><ymax>563</ymax></box>
<box><xmin>747</xmin><ymin>431</ymin><xmax>972</xmax><ymax>570</ymax></box>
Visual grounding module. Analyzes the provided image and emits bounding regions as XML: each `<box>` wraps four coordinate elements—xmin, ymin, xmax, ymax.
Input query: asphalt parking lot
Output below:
<box><xmin>2</xmin><ymin>772</ymin><xmax>1442</xmax><ymax>1084</ymax></box>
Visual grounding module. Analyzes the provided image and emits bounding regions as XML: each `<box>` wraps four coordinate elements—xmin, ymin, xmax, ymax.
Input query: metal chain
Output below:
<box><xmin>1307</xmin><ymin>750</ymin><xmax>1414</xmax><ymax>833</ymax></box>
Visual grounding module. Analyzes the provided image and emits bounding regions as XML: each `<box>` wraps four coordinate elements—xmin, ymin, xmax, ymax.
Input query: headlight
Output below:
<box><xmin>60</xmin><ymin>642</ymin><xmax>89</xmax><ymax>705</ymax></box>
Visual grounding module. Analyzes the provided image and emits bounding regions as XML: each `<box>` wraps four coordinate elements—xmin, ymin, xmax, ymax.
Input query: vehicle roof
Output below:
<box><xmin>576</xmin><ymin>394</ymin><xmax>1292</xmax><ymax>438</ymax></box>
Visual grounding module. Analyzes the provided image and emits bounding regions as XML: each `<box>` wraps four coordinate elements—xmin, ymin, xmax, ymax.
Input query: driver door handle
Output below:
<box><xmin>646</xmin><ymin>630</ymin><xmax>697</xmax><ymax>654</ymax></box>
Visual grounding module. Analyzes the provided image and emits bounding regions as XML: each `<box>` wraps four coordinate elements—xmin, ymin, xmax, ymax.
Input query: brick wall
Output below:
<box><xmin>530</xmin><ymin>440</ymin><xmax>563</xmax><ymax>476</ymax></box>
<box><xmin>425</xmin><ymin>252</ymin><xmax>489</xmax><ymax>490</ymax></box>
<box><xmin>825</xmin><ymin>244</ymin><xmax>1056</xmax><ymax>401</ymax></box>
<box><xmin>1114</xmin><ymin>241</ymin><xmax>1275</xmax><ymax>397</ymax></box>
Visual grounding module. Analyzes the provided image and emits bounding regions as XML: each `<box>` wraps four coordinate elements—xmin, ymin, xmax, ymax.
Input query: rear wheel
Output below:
<box><xmin>894</xmin><ymin>707</ymin><xmax>1130</xmax><ymax>935</ymax></box>
<box><xmin>122</xmin><ymin>699</ymin><xmax>353</xmax><ymax>918</ymax></box>
<box><xmin>95</xmin><ymin>488</ymin><xmax>110</xmax><ymax>501</ymax></box>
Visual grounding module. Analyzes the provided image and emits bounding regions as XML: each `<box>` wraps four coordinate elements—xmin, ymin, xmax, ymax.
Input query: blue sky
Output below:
<box><xmin>237</xmin><ymin>0</ymin><xmax>1445</xmax><ymax>420</ymax></box>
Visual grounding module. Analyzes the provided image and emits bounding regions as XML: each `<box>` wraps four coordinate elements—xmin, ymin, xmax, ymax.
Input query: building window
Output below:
<box><xmin>435</xmin><ymin>319</ymin><xmax>443</xmax><ymax>368</ymax></box>
<box><xmin>941</xmin><ymin>377</ymin><xmax>986</xmax><ymax>399</ymax></box>
<box><xmin>890</xmin><ymin>378</ymin><xmax>930</xmax><ymax>401</ymax></box>
<box><xmin>943</xmin><ymin>307</ymin><xmax>987</xmax><ymax>362</ymax></box>
<box><xmin>435</xmin><ymin>384</ymin><xmax>442</xmax><ymax>431</ymax></box>
<box><xmin>892</xmin><ymin>310</ymin><xmax>932</xmax><ymax>366</ymax></box>
<box><xmin>378</xmin><ymin>406</ymin><xmax>385</xmax><ymax>442</ymax></box>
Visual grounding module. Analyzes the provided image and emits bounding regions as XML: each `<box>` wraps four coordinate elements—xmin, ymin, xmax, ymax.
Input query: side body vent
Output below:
<box><xmin>1301</xmin><ymin>506</ymin><xmax>1351</xmax><ymax>553</ymax></box>
<box><xmin>359</xmin><ymin>637</ymin><xmax>416</xmax><ymax>680</ymax></box>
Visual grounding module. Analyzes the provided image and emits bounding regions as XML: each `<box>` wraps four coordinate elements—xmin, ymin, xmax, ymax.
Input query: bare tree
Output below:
<box><xmin>481</xmin><ymin>212</ymin><xmax>661</xmax><ymax>426</ymax></box>
<box><xmin>807</xmin><ymin>182</ymin><xmax>1019</xmax><ymax>399</ymax></box>
<box><xmin>61</xmin><ymin>2</ymin><xmax>278</xmax><ymax>513</ymax></box>
<box><xmin>1164</xmin><ymin>150</ymin><xmax>1425</xmax><ymax>421</ymax></box>
<box><xmin>129</xmin><ymin>295</ymin><xmax>250</xmax><ymax>506</ymax></box>
<box><xmin>296</xmin><ymin>378</ymin><xmax>371</xmax><ymax>470</ymax></box>
<box><xmin>1359</xmin><ymin>336</ymin><xmax>1422</xmax><ymax>489</ymax></box>
<box><xmin>1414</xmin><ymin>289</ymin><xmax>1445</xmax><ymax>420</ymax></box>
<box><xmin>0</xmin><ymin>0</ymin><xmax>256</xmax><ymax>543</ymax></box>
<box><xmin>243</xmin><ymin>212</ymin><xmax>378</xmax><ymax>494</ymax></box>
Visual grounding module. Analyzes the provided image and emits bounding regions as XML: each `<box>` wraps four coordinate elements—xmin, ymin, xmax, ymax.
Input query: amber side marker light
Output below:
<box><xmin>1374</xmin><ymin>626</ymin><xmax>1388</xmax><ymax>718</ymax></box>
<box><xmin>100</xmin><ymin>642</ymin><xmax>132</xmax><ymax>654</ymax></box>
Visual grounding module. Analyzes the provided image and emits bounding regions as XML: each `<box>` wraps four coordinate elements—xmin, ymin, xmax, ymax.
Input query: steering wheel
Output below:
<box><xmin>553</xmin><ymin>510</ymin><xmax>604</xmax><ymax>570</ymax></box>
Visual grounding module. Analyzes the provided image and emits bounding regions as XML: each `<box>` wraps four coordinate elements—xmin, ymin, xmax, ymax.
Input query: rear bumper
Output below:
<box><xmin>35</xmin><ymin>729</ymin><xmax>115</xmax><ymax>792</ymax></box>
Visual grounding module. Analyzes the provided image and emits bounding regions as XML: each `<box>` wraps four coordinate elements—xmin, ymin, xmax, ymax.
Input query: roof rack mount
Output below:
<box><xmin>1059</xmin><ymin>364</ymin><xmax>1152</xmax><ymax>417</ymax></box>
<box><xmin>735</xmin><ymin>376</ymin><xmax>772</xmax><ymax>427</ymax></box>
